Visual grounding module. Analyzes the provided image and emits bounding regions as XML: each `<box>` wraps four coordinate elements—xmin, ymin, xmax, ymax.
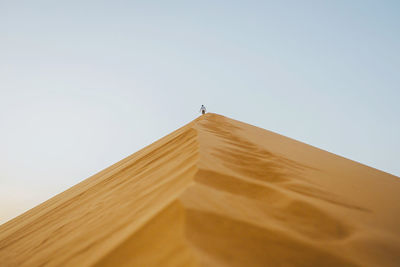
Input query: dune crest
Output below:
<box><xmin>1</xmin><ymin>113</ymin><xmax>399</xmax><ymax>266</ymax></box>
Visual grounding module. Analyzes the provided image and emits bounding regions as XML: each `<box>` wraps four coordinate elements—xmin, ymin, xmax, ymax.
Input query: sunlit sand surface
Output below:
<box><xmin>1</xmin><ymin>113</ymin><xmax>399</xmax><ymax>266</ymax></box>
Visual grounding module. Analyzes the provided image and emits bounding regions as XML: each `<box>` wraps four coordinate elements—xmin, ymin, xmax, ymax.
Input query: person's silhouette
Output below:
<box><xmin>200</xmin><ymin>105</ymin><xmax>206</xmax><ymax>115</ymax></box>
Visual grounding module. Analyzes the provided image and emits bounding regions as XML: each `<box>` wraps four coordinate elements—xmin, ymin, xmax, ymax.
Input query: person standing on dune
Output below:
<box><xmin>200</xmin><ymin>105</ymin><xmax>207</xmax><ymax>115</ymax></box>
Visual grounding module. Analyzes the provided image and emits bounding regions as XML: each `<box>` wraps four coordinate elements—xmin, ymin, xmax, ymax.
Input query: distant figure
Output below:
<box><xmin>200</xmin><ymin>105</ymin><xmax>207</xmax><ymax>115</ymax></box>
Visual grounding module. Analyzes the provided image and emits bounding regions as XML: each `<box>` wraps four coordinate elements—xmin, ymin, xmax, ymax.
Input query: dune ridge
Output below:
<box><xmin>1</xmin><ymin>113</ymin><xmax>400</xmax><ymax>266</ymax></box>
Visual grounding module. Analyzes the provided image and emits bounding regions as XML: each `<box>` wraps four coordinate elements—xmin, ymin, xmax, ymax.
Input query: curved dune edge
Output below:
<box><xmin>1</xmin><ymin>113</ymin><xmax>400</xmax><ymax>266</ymax></box>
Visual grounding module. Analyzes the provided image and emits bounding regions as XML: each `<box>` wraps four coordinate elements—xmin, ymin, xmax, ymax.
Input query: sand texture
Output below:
<box><xmin>1</xmin><ymin>113</ymin><xmax>400</xmax><ymax>266</ymax></box>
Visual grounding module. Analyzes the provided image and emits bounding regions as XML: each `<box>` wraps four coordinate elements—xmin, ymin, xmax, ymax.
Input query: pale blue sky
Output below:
<box><xmin>1</xmin><ymin>1</ymin><xmax>399</xmax><ymax>224</ymax></box>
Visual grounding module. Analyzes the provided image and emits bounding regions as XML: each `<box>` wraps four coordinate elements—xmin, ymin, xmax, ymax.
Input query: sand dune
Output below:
<box><xmin>1</xmin><ymin>113</ymin><xmax>400</xmax><ymax>266</ymax></box>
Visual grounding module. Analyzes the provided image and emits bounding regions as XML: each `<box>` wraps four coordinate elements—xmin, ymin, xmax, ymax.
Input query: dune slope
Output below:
<box><xmin>1</xmin><ymin>113</ymin><xmax>400</xmax><ymax>266</ymax></box>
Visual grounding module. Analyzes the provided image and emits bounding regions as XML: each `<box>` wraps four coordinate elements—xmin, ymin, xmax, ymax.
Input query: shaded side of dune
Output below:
<box><xmin>0</xmin><ymin>121</ymin><xmax>199</xmax><ymax>266</ymax></box>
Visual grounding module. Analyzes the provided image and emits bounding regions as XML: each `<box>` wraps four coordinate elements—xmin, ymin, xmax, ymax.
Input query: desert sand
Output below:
<box><xmin>1</xmin><ymin>113</ymin><xmax>400</xmax><ymax>266</ymax></box>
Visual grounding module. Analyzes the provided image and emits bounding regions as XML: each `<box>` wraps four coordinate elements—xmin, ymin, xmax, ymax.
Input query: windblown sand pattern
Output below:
<box><xmin>1</xmin><ymin>113</ymin><xmax>399</xmax><ymax>266</ymax></box>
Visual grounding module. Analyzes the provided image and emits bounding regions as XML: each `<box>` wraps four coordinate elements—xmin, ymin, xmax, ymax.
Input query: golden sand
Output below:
<box><xmin>1</xmin><ymin>113</ymin><xmax>399</xmax><ymax>266</ymax></box>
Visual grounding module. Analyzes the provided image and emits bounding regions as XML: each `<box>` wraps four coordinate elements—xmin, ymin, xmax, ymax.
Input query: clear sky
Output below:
<box><xmin>1</xmin><ymin>1</ymin><xmax>399</xmax><ymax>224</ymax></box>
